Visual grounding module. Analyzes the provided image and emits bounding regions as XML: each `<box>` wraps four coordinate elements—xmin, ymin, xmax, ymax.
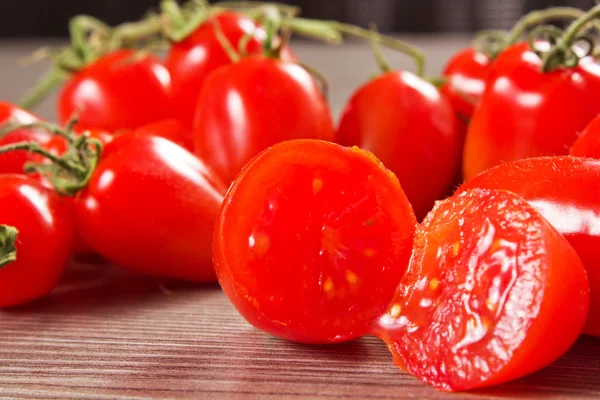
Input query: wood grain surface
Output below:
<box><xmin>1</xmin><ymin>38</ymin><xmax>600</xmax><ymax>399</ymax></box>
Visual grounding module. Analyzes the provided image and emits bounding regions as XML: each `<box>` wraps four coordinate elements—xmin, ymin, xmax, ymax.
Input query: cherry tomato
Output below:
<box><xmin>113</xmin><ymin>119</ymin><xmax>192</xmax><ymax>153</ymax></box>
<box><xmin>0</xmin><ymin>175</ymin><xmax>73</xmax><ymax>307</ymax></box>
<box><xmin>570</xmin><ymin>114</ymin><xmax>600</xmax><ymax>157</ymax></box>
<box><xmin>440</xmin><ymin>48</ymin><xmax>491</xmax><ymax>120</ymax></box>
<box><xmin>75</xmin><ymin>135</ymin><xmax>226</xmax><ymax>281</ymax></box>
<box><xmin>459</xmin><ymin>156</ymin><xmax>600</xmax><ymax>337</ymax></box>
<box><xmin>463</xmin><ymin>43</ymin><xmax>600</xmax><ymax>180</ymax></box>
<box><xmin>193</xmin><ymin>57</ymin><xmax>334</xmax><ymax>184</ymax></box>
<box><xmin>58</xmin><ymin>50</ymin><xmax>174</xmax><ymax>132</ymax></box>
<box><xmin>43</xmin><ymin>128</ymin><xmax>114</xmax><ymax>159</ymax></box>
<box><xmin>214</xmin><ymin>139</ymin><xmax>417</xmax><ymax>344</ymax></box>
<box><xmin>0</xmin><ymin>102</ymin><xmax>50</xmax><ymax>174</ymax></box>
<box><xmin>335</xmin><ymin>71</ymin><xmax>462</xmax><ymax>220</ymax></box>
<box><xmin>378</xmin><ymin>188</ymin><xmax>589</xmax><ymax>391</ymax></box>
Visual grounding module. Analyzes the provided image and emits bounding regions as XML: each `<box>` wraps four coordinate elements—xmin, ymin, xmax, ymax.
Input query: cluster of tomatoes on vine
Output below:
<box><xmin>2</xmin><ymin>0</ymin><xmax>600</xmax><ymax>393</ymax></box>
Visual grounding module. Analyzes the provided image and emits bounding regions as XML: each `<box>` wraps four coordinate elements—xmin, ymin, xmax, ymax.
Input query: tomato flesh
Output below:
<box><xmin>378</xmin><ymin>188</ymin><xmax>589</xmax><ymax>391</ymax></box>
<box><xmin>214</xmin><ymin>139</ymin><xmax>416</xmax><ymax>344</ymax></box>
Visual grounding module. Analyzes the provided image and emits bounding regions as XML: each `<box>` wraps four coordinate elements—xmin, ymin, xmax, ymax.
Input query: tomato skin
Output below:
<box><xmin>214</xmin><ymin>139</ymin><xmax>417</xmax><ymax>344</ymax></box>
<box><xmin>113</xmin><ymin>119</ymin><xmax>192</xmax><ymax>153</ymax></box>
<box><xmin>440</xmin><ymin>48</ymin><xmax>491</xmax><ymax>120</ymax></box>
<box><xmin>58</xmin><ymin>50</ymin><xmax>174</xmax><ymax>132</ymax></box>
<box><xmin>570</xmin><ymin>115</ymin><xmax>600</xmax><ymax>157</ymax></box>
<box><xmin>459</xmin><ymin>156</ymin><xmax>600</xmax><ymax>337</ymax></box>
<box><xmin>335</xmin><ymin>71</ymin><xmax>462</xmax><ymax>220</ymax></box>
<box><xmin>379</xmin><ymin>188</ymin><xmax>589</xmax><ymax>391</ymax></box>
<box><xmin>74</xmin><ymin>135</ymin><xmax>225</xmax><ymax>281</ymax></box>
<box><xmin>463</xmin><ymin>43</ymin><xmax>600</xmax><ymax>180</ymax></box>
<box><xmin>0</xmin><ymin>175</ymin><xmax>73</xmax><ymax>307</ymax></box>
<box><xmin>193</xmin><ymin>57</ymin><xmax>334</xmax><ymax>184</ymax></box>
<box><xmin>0</xmin><ymin>102</ymin><xmax>50</xmax><ymax>174</ymax></box>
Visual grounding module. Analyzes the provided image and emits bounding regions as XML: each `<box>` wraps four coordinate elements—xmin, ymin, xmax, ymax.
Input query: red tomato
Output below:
<box><xmin>58</xmin><ymin>50</ymin><xmax>174</xmax><ymax>132</ymax></box>
<box><xmin>459</xmin><ymin>156</ymin><xmax>600</xmax><ymax>337</ymax></box>
<box><xmin>113</xmin><ymin>119</ymin><xmax>192</xmax><ymax>153</ymax></box>
<box><xmin>214</xmin><ymin>139</ymin><xmax>417</xmax><ymax>344</ymax></box>
<box><xmin>193</xmin><ymin>57</ymin><xmax>334</xmax><ymax>184</ymax></box>
<box><xmin>463</xmin><ymin>43</ymin><xmax>600</xmax><ymax>180</ymax></box>
<box><xmin>0</xmin><ymin>102</ymin><xmax>50</xmax><ymax>174</ymax></box>
<box><xmin>570</xmin><ymin>114</ymin><xmax>600</xmax><ymax>157</ymax></box>
<box><xmin>0</xmin><ymin>175</ymin><xmax>73</xmax><ymax>307</ymax></box>
<box><xmin>43</xmin><ymin>128</ymin><xmax>114</xmax><ymax>159</ymax></box>
<box><xmin>335</xmin><ymin>71</ymin><xmax>462</xmax><ymax>220</ymax></box>
<box><xmin>440</xmin><ymin>48</ymin><xmax>491</xmax><ymax>120</ymax></box>
<box><xmin>74</xmin><ymin>135</ymin><xmax>226</xmax><ymax>281</ymax></box>
<box><xmin>378</xmin><ymin>188</ymin><xmax>589</xmax><ymax>391</ymax></box>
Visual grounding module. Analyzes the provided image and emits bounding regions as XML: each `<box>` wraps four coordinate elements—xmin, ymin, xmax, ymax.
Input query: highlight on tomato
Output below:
<box><xmin>214</xmin><ymin>139</ymin><xmax>417</xmax><ymax>344</ymax></box>
<box><xmin>0</xmin><ymin>175</ymin><xmax>73</xmax><ymax>307</ymax></box>
<box><xmin>377</xmin><ymin>188</ymin><xmax>589</xmax><ymax>391</ymax></box>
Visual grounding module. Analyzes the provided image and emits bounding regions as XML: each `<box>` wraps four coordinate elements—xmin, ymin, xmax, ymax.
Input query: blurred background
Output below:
<box><xmin>1</xmin><ymin>0</ymin><xmax>597</xmax><ymax>37</ymax></box>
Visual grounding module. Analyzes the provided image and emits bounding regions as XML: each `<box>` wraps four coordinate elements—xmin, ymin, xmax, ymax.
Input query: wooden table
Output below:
<box><xmin>1</xmin><ymin>37</ymin><xmax>600</xmax><ymax>399</ymax></box>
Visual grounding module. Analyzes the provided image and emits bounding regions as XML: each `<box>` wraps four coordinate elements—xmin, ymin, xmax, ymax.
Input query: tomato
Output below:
<box><xmin>459</xmin><ymin>156</ymin><xmax>600</xmax><ymax>337</ymax></box>
<box><xmin>74</xmin><ymin>135</ymin><xmax>225</xmax><ymax>281</ymax></box>
<box><xmin>42</xmin><ymin>128</ymin><xmax>114</xmax><ymax>159</ymax></box>
<box><xmin>193</xmin><ymin>57</ymin><xmax>334</xmax><ymax>184</ymax></box>
<box><xmin>463</xmin><ymin>43</ymin><xmax>600</xmax><ymax>180</ymax></box>
<box><xmin>0</xmin><ymin>175</ymin><xmax>73</xmax><ymax>307</ymax></box>
<box><xmin>378</xmin><ymin>188</ymin><xmax>589</xmax><ymax>391</ymax></box>
<box><xmin>112</xmin><ymin>119</ymin><xmax>192</xmax><ymax>154</ymax></box>
<box><xmin>58</xmin><ymin>50</ymin><xmax>174</xmax><ymax>132</ymax></box>
<box><xmin>214</xmin><ymin>139</ymin><xmax>417</xmax><ymax>344</ymax></box>
<box><xmin>440</xmin><ymin>48</ymin><xmax>491</xmax><ymax>120</ymax></box>
<box><xmin>0</xmin><ymin>102</ymin><xmax>50</xmax><ymax>174</ymax></box>
<box><xmin>335</xmin><ymin>71</ymin><xmax>462</xmax><ymax>220</ymax></box>
<box><xmin>570</xmin><ymin>114</ymin><xmax>600</xmax><ymax>157</ymax></box>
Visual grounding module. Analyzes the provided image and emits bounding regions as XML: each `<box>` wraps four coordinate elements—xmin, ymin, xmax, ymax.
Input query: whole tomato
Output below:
<box><xmin>193</xmin><ymin>56</ymin><xmax>334</xmax><ymax>184</ymax></box>
<box><xmin>570</xmin><ymin>114</ymin><xmax>600</xmax><ymax>157</ymax></box>
<box><xmin>214</xmin><ymin>139</ymin><xmax>416</xmax><ymax>344</ymax></box>
<box><xmin>336</xmin><ymin>71</ymin><xmax>462</xmax><ymax>220</ymax></box>
<box><xmin>379</xmin><ymin>188</ymin><xmax>589</xmax><ymax>391</ymax></box>
<box><xmin>463</xmin><ymin>42</ymin><xmax>600</xmax><ymax>180</ymax></box>
<box><xmin>58</xmin><ymin>50</ymin><xmax>174</xmax><ymax>132</ymax></box>
<box><xmin>0</xmin><ymin>175</ymin><xmax>73</xmax><ymax>307</ymax></box>
<box><xmin>0</xmin><ymin>102</ymin><xmax>50</xmax><ymax>174</ymax></box>
<box><xmin>459</xmin><ymin>156</ymin><xmax>600</xmax><ymax>337</ymax></box>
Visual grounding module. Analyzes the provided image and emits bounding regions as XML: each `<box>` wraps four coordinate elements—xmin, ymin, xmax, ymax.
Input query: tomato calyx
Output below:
<box><xmin>0</xmin><ymin>120</ymin><xmax>102</xmax><ymax>196</ymax></box>
<box><xmin>0</xmin><ymin>225</ymin><xmax>18</xmax><ymax>268</ymax></box>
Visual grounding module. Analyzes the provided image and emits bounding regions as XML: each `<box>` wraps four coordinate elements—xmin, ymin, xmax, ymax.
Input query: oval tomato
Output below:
<box><xmin>112</xmin><ymin>119</ymin><xmax>192</xmax><ymax>154</ymax></box>
<box><xmin>0</xmin><ymin>175</ymin><xmax>73</xmax><ymax>307</ymax></box>
<box><xmin>335</xmin><ymin>71</ymin><xmax>462</xmax><ymax>220</ymax></box>
<box><xmin>0</xmin><ymin>102</ymin><xmax>50</xmax><ymax>174</ymax></box>
<box><xmin>214</xmin><ymin>139</ymin><xmax>417</xmax><ymax>344</ymax></box>
<box><xmin>378</xmin><ymin>188</ymin><xmax>589</xmax><ymax>391</ymax></box>
<box><xmin>193</xmin><ymin>57</ymin><xmax>334</xmax><ymax>184</ymax></box>
<box><xmin>570</xmin><ymin>114</ymin><xmax>600</xmax><ymax>157</ymax></box>
<box><xmin>459</xmin><ymin>156</ymin><xmax>600</xmax><ymax>337</ymax></box>
<box><xmin>74</xmin><ymin>135</ymin><xmax>225</xmax><ymax>281</ymax></box>
<box><xmin>463</xmin><ymin>43</ymin><xmax>600</xmax><ymax>180</ymax></box>
<box><xmin>58</xmin><ymin>50</ymin><xmax>174</xmax><ymax>132</ymax></box>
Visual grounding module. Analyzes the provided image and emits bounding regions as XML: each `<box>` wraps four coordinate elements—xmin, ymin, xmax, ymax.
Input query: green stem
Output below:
<box><xmin>212</xmin><ymin>18</ymin><xmax>241</xmax><ymax>62</ymax></box>
<box><xmin>369</xmin><ymin>24</ymin><xmax>392</xmax><ymax>73</ymax></box>
<box><xmin>69</xmin><ymin>15</ymin><xmax>110</xmax><ymax>63</ymax></box>
<box><xmin>0</xmin><ymin>121</ymin><xmax>75</xmax><ymax>143</ymax></box>
<box><xmin>161</xmin><ymin>0</ymin><xmax>187</xmax><ymax>31</ymax></box>
<box><xmin>506</xmin><ymin>7</ymin><xmax>585</xmax><ymax>45</ymax></box>
<box><xmin>0</xmin><ymin>225</ymin><xmax>18</xmax><ymax>269</ymax></box>
<box><xmin>18</xmin><ymin>68</ymin><xmax>68</xmax><ymax>111</ymax></box>
<box><xmin>215</xmin><ymin>1</ymin><xmax>300</xmax><ymax>18</ymax></box>
<box><xmin>0</xmin><ymin>142</ymin><xmax>87</xmax><ymax>177</ymax></box>
<box><xmin>289</xmin><ymin>18</ymin><xmax>343</xmax><ymax>43</ymax></box>
<box><xmin>108</xmin><ymin>15</ymin><xmax>164</xmax><ymax>50</ymax></box>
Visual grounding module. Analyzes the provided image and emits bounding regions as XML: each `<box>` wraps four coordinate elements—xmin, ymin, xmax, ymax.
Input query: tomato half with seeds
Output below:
<box><xmin>459</xmin><ymin>156</ymin><xmax>600</xmax><ymax>337</ymax></box>
<box><xmin>570</xmin><ymin>114</ymin><xmax>600</xmax><ymax>158</ymax></box>
<box><xmin>214</xmin><ymin>139</ymin><xmax>417</xmax><ymax>344</ymax></box>
<box><xmin>377</xmin><ymin>188</ymin><xmax>589</xmax><ymax>391</ymax></box>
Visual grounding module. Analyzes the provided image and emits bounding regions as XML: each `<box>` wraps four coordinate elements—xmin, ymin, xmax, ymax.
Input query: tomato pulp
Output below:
<box><xmin>460</xmin><ymin>156</ymin><xmax>600</xmax><ymax>336</ymax></box>
<box><xmin>336</xmin><ymin>71</ymin><xmax>462</xmax><ymax>219</ymax></box>
<box><xmin>378</xmin><ymin>188</ymin><xmax>589</xmax><ymax>391</ymax></box>
<box><xmin>214</xmin><ymin>139</ymin><xmax>417</xmax><ymax>343</ymax></box>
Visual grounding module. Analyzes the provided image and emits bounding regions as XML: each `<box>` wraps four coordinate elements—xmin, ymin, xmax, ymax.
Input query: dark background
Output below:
<box><xmin>0</xmin><ymin>0</ymin><xmax>596</xmax><ymax>37</ymax></box>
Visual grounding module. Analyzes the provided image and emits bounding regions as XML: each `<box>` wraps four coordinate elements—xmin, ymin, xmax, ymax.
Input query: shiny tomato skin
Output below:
<box><xmin>0</xmin><ymin>175</ymin><xmax>73</xmax><ymax>307</ymax></box>
<box><xmin>336</xmin><ymin>71</ymin><xmax>462</xmax><ymax>220</ymax></box>
<box><xmin>463</xmin><ymin>43</ymin><xmax>600</xmax><ymax>180</ymax></box>
<box><xmin>214</xmin><ymin>139</ymin><xmax>417</xmax><ymax>344</ymax></box>
<box><xmin>113</xmin><ymin>119</ymin><xmax>192</xmax><ymax>153</ymax></box>
<box><xmin>58</xmin><ymin>50</ymin><xmax>174</xmax><ymax>132</ymax></box>
<box><xmin>459</xmin><ymin>156</ymin><xmax>600</xmax><ymax>337</ymax></box>
<box><xmin>0</xmin><ymin>102</ymin><xmax>50</xmax><ymax>174</ymax></box>
<box><xmin>379</xmin><ymin>188</ymin><xmax>589</xmax><ymax>391</ymax></box>
<box><xmin>193</xmin><ymin>57</ymin><xmax>334</xmax><ymax>184</ymax></box>
<box><xmin>570</xmin><ymin>115</ymin><xmax>600</xmax><ymax>158</ymax></box>
<box><xmin>74</xmin><ymin>135</ymin><xmax>225</xmax><ymax>281</ymax></box>
<box><xmin>440</xmin><ymin>48</ymin><xmax>491</xmax><ymax>120</ymax></box>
